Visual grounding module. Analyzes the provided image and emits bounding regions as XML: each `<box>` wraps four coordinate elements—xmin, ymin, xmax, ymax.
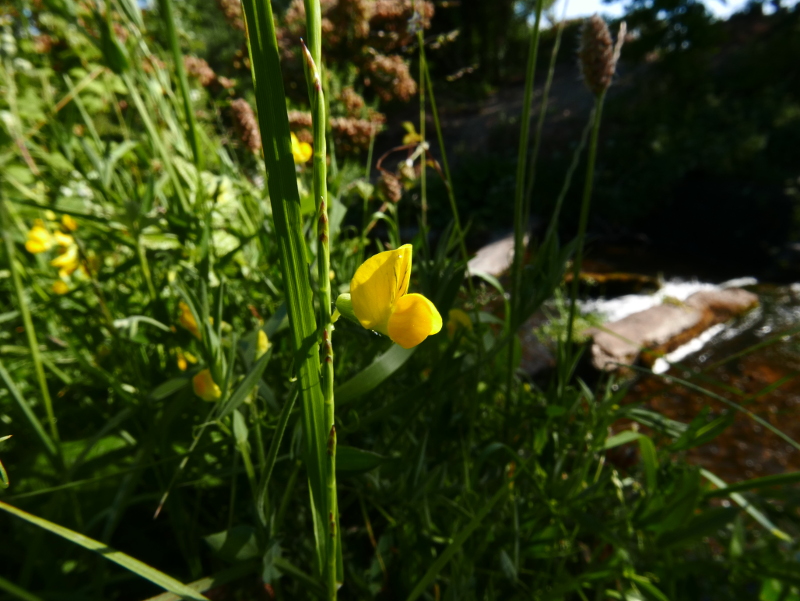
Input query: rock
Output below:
<box><xmin>468</xmin><ymin>233</ymin><xmax>526</xmax><ymax>277</ymax></box>
<box><xmin>588</xmin><ymin>288</ymin><xmax>758</xmax><ymax>371</ymax></box>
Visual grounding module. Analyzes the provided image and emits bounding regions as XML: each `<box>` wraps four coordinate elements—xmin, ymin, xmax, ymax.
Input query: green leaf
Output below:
<box><xmin>638</xmin><ymin>435</ymin><xmax>658</xmax><ymax>493</ymax></box>
<box><xmin>336</xmin><ymin>446</ymin><xmax>387</xmax><ymax>474</ymax></box>
<box><xmin>335</xmin><ymin>345</ymin><xmax>416</xmax><ymax>407</ymax></box>
<box><xmin>657</xmin><ymin>507</ymin><xmax>738</xmax><ymax>549</ymax></box>
<box><xmin>232</xmin><ymin>409</ymin><xmax>249</xmax><ymax>446</ymax></box>
<box><xmin>604</xmin><ymin>430</ymin><xmax>642</xmax><ymax>449</ymax></box>
<box><xmin>204</xmin><ymin>525</ymin><xmax>261</xmax><ymax>563</ymax></box>
<box><xmin>217</xmin><ymin>348</ymin><xmax>271</xmax><ymax>420</ymax></box>
<box><xmin>701</xmin><ymin>469</ymin><xmax>792</xmax><ymax>541</ymax></box>
<box><xmin>0</xmin><ymin>501</ymin><xmax>208</xmax><ymax>599</ymax></box>
<box><xmin>0</xmin><ymin>575</ymin><xmax>44</xmax><ymax>601</ymax></box>
<box><xmin>704</xmin><ymin>471</ymin><xmax>800</xmax><ymax>498</ymax></box>
<box><xmin>149</xmin><ymin>376</ymin><xmax>190</xmax><ymax>401</ymax></box>
<box><xmin>761</xmin><ymin>579</ymin><xmax>800</xmax><ymax>601</ymax></box>
<box><xmin>241</xmin><ymin>0</ymin><xmax>329</xmax><ymax>570</ymax></box>
<box><xmin>0</xmin><ymin>357</ymin><xmax>57</xmax><ymax>457</ymax></box>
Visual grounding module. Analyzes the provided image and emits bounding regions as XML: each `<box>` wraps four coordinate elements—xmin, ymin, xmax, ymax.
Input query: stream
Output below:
<box><xmin>581</xmin><ymin>279</ymin><xmax>800</xmax><ymax>482</ymax></box>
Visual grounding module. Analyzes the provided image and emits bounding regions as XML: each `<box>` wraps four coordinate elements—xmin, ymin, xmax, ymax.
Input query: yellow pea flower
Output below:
<box><xmin>256</xmin><ymin>330</ymin><xmax>270</xmax><ymax>359</ymax></box>
<box><xmin>53</xmin><ymin>230</ymin><xmax>74</xmax><ymax>248</ymax></box>
<box><xmin>192</xmin><ymin>369</ymin><xmax>221</xmax><ymax>402</ymax></box>
<box><xmin>290</xmin><ymin>132</ymin><xmax>313</xmax><ymax>164</ymax></box>
<box><xmin>62</xmin><ymin>214</ymin><xmax>78</xmax><ymax>231</ymax></box>
<box><xmin>350</xmin><ymin>244</ymin><xmax>442</xmax><ymax>349</ymax></box>
<box><xmin>446</xmin><ymin>308</ymin><xmax>472</xmax><ymax>340</ymax></box>
<box><xmin>25</xmin><ymin>225</ymin><xmax>54</xmax><ymax>254</ymax></box>
<box><xmin>50</xmin><ymin>245</ymin><xmax>80</xmax><ymax>277</ymax></box>
<box><xmin>52</xmin><ymin>280</ymin><xmax>70</xmax><ymax>295</ymax></box>
<box><xmin>178</xmin><ymin>301</ymin><xmax>201</xmax><ymax>340</ymax></box>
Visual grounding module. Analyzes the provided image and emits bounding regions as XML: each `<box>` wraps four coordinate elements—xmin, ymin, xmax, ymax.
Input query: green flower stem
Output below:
<box><xmin>301</xmin><ymin>7</ymin><xmax>338</xmax><ymax>591</ymax></box>
<box><xmin>0</xmin><ymin>197</ymin><xmax>60</xmax><ymax>446</ymax></box>
<box><xmin>157</xmin><ymin>0</ymin><xmax>203</xmax><ymax>169</ymax></box>
<box><xmin>565</xmin><ymin>92</ymin><xmax>606</xmax><ymax>347</ymax></box>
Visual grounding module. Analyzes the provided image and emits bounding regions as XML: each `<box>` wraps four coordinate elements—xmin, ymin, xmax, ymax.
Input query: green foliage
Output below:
<box><xmin>0</xmin><ymin>1</ymin><xmax>798</xmax><ymax>600</ymax></box>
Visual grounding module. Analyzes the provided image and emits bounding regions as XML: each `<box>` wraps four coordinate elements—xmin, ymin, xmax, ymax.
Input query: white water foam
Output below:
<box><xmin>652</xmin><ymin>323</ymin><xmax>728</xmax><ymax>375</ymax></box>
<box><xmin>580</xmin><ymin>277</ymin><xmax>759</xmax><ymax>374</ymax></box>
<box><xmin>579</xmin><ymin>279</ymin><xmax>719</xmax><ymax>323</ymax></box>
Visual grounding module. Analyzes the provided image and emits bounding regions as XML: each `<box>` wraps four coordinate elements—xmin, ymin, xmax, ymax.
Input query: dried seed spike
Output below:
<box><xmin>300</xmin><ymin>39</ymin><xmax>322</xmax><ymax>91</ymax></box>
<box><xmin>579</xmin><ymin>15</ymin><xmax>625</xmax><ymax>97</ymax></box>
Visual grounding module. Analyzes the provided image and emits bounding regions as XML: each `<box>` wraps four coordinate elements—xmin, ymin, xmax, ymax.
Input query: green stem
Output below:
<box><xmin>157</xmin><ymin>0</ymin><xmax>203</xmax><ymax>169</ymax></box>
<box><xmin>565</xmin><ymin>92</ymin><xmax>605</xmax><ymax>348</ymax></box>
<box><xmin>0</xmin><ymin>198</ymin><xmax>60</xmax><ymax>445</ymax></box>
<box><xmin>505</xmin><ymin>0</ymin><xmax>543</xmax><ymax>420</ymax></box>
<box><xmin>302</xmin><ymin>3</ymin><xmax>338</xmax><ymax>594</ymax></box>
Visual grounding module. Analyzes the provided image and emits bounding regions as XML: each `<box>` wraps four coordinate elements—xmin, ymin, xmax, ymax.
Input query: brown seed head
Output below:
<box><xmin>230</xmin><ymin>98</ymin><xmax>262</xmax><ymax>154</ymax></box>
<box><xmin>579</xmin><ymin>15</ymin><xmax>625</xmax><ymax>97</ymax></box>
<box><xmin>378</xmin><ymin>172</ymin><xmax>403</xmax><ymax>203</ymax></box>
<box><xmin>216</xmin><ymin>0</ymin><xmax>245</xmax><ymax>31</ymax></box>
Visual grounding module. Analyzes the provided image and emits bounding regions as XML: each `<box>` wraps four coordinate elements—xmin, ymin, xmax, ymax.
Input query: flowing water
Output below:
<box><xmin>582</xmin><ymin>280</ymin><xmax>800</xmax><ymax>482</ymax></box>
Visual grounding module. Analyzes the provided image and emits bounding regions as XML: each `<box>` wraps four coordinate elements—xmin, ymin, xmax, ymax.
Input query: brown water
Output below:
<box><xmin>625</xmin><ymin>284</ymin><xmax>800</xmax><ymax>482</ymax></box>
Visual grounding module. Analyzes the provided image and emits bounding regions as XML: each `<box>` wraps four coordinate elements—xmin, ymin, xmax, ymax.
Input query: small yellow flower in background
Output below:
<box><xmin>192</xmin><ymin>369</ymin><xmax>221</xmax><ymax>402</ymax></box>
<box><xmin>53</xmin><ymin>230</ymin><xmax>74</xmax><ymax>248</ymax></box>
<box><xmin>401</xmin><ymin>121</ymin><xmax>422</xmax><ymax>145</ymax></box>
<box><xmin>350</xmin><ymin>244</ymin><xmax>442</xmax><ymax>349</ymax></box>
<box><xmin>290</xmin><ymin>132</ymin><xmax>313</xmax><ymax>164</ymax></box>
<box><xmin>52</xmin><ymin>280</ymin><xmax>69</xmax><ymax>295</ymax></box>
<box><xmin>25</xmin><ymin>225</ymin><xmax>54</xmax><ymax>254</ymax></box>
<box><xmin>446</xmin><ymin>308</ymin><xmax>472</xmax><ymax>340</ymax></box>
<box><xmin>178</xmin><ymin>301</ymin><xmax>201</xmax><ymax>340</ymax></box>
<box><xmin>256</xmin><ymin>330</ymin><xmax>270</xmax><ymax>359</ymax></box>
<box><xmin>50</xmin><ymin>245</ymin><xmax>80</xmax><ymax>277</ymax></box>
<box><xmin>44</xmin><ymin>210</ymin><xmax>57</xmax><ymax>221</ymax></box>
<box><xmin>62</xmin><ymin>214</ymin><xmax>78</xmax><ymax>231</ymax></box>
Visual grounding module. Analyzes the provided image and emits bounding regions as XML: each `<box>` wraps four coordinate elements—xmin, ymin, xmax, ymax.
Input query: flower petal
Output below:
<box><xmin>291</xmin><ymin>132</ymin><xmax>313</xmax><ymax>164</ymax></box>
<box><xmin>351</xmin><ymin>244</ymin><xmax>412</xmax><ymax>334</ymax></box>
<box><xmin>387</xmin><ymin>293</ymin><xmax>442</xmax><ymax>349</ymax></box>
<box><xmin>25</xmin><ymin>226</ymin><xmax>53</xmax><ymax>254</ymax></box>
<box><xmin>192</xmin><ymin>369</ymin><xmax>221</xmax><ymax>402</ymax></box>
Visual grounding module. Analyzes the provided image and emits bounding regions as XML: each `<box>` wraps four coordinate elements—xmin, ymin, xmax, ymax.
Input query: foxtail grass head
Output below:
<box><xmin>579</xmin><ymin>16</ymin><xmax>626</xmax><ymax>97</ymax></box>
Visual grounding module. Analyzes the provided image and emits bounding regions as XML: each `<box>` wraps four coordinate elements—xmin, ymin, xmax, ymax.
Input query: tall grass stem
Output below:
<box><xmin>565</xmin><ymin>92</ymin><xmax>605</xmax><ymax>347</ymax></box>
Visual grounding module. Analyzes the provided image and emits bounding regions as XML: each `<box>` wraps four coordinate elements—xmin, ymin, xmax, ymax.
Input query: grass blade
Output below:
<box><xmin>240</xmin><ymin>0</ymin><xmax>329</xmax><ymax>571</ymax></box>
<box><xmin>0</xmin><ymin>501</ymin><xmax>209</xmax><ymax>600</ymax></box>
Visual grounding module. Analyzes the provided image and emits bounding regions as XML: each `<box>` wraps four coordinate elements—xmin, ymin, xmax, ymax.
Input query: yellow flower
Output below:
<box><xmin>50</xmin><ymin>245</ymin><xmax>80</xmax><ymax>277</ymax></box>
<box><xmin>256</xmin><ymin>330</ymin><xmax>270</xmax><ymax>359</ymax></box>
<box><xmin>53</xmin><ymin>230</ymin><xmax>74</xmax><ymax>248</ymax></box>
<box><xmin>25</xmin><ymin>225</ymin><xmax>54</xmax><ymax>254</ymax></box>
<box><xmin>192</xmin><ymin>369</ymin><xmax>221</xmax><ymax>402</ymax></box>
<box><xmin>350</xmin><ymin>244</ymin><xmax>442</xmax><ymax>349</ymax></box>
<box><xmin>62</xmin><ymin>214</ymin><xmax>78</xmax><ymax>231</ymax></box>
<box><xmin>401</xmin><ymin>121</ymin><xmax>422</xmax><ymax>145</ymax></box>
<box><xmin>176</xmin><ymin>350</ymin><xmax>188</xmax><ymax>371</ymax></box>
<box><xmin>290</xmin><ymin>132</ymin><xmax>313</xmax><ymax>164</ymax></box>
<box><xmin>446</xmin><ymin>308</ymin><xmax>472</xmax><ymax>340</ymax></box>
<box><xmin>178</xmin><ymin>301</ymin><xmax>201</xmax><ymax>340</ymax></box>
<box><xmin>52</xmin><ymin>280</ymin><xmax>69</xmax><ymax>295</ymax></box>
